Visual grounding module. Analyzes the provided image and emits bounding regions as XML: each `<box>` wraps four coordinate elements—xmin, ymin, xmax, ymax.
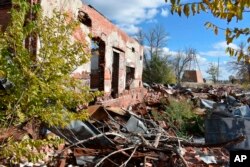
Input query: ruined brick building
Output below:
<box><xmin>0</xmin><ymin>0</ymin><xmax>145</xmax><ymax>107</ymax></box>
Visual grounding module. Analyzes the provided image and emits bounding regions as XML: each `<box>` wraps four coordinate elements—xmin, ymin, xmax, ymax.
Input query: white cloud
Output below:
<box><xmin>162</xmin><ymin>47</ymin><xmax>178</xmax><ymax>55</ymax></box>
<box><xmin>83</xmin><ymin>0</ymin><xmax>166</xmax><ymax>34</ymax></box>
<box><xmin>143</xmin><ymin>46</ymin><xmax>176</xmax><ymax>56</ymax></box>
<box><xmin>196</xmin><ymin>54</ymin><xmax>207</xmax><ymax>65</ymax></box>
<box><xmin>200</xmin><ymin>41</ymin><xmax>239</xmax><ymax>57</ymax></box>
<box><xmin>219</xmin><ymin>67</ymin><xmax>229</xmax><ymax>80</ymax></box>
<box><xmin>213</xmin><ymin>41</ymin><xmax>238</xmax><ymax>50</ymax></box>
<box><xmin>217</xmin><ymin>61</ymin><xmax>233</xmax><ymax>80</ymax></box>
<box><xmin>223</xmin><ymin>60</ymin><xmax>228</xmax><ymax>65</ymax></box>
<box><xmin>161</xmin><ymin>8</ymin><xmax>169</xmax><ymax>17</ymax></box>
<box><xmin>199</xmin><ymin>42</ymin><xmax>239</xmax><ymax>79</ymax></box>
<box><xmin>145</xmin><ymin>19</ymin><xmax>158</xmax><ymax>24</ymax></box>
<box><xmin>118</xmin><ymin>24</ymin><xmax>140</xmax><ymax>34</ymax></box>
<box><xmin>147</xmin><ymin>8</ymin><xmax>159</xmax><ymax>19</ymax></box>
<box><xmin>200</xmin><ymin>50</ymin><xmax>226</xmax><ymax>57</ymax></box>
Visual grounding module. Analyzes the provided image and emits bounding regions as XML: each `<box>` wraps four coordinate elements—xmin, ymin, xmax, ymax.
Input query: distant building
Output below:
<box><xmin>182</xmin><ymin>70</ymin><xmax>204</xmax><ymax>83</ymax></box>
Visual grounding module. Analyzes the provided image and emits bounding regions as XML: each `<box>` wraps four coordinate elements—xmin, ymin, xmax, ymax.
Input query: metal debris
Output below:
<box><xmin>51</xmin><ymin>84</ymin><xmax>246</xmax><ymax>166</ymax></box>
<box><xmin>3</xmin><ymin>83</ymin><xmax>249</xmax><ymax>166</ymax></box>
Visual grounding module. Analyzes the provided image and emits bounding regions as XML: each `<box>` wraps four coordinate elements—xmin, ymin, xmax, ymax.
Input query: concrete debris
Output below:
<box><xmin>124</xmin><ymin>116</ymin><xmax>148</xmax><ymax>134</ymax></box>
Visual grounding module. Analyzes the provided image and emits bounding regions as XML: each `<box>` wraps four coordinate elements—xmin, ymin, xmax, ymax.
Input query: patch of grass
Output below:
<box><xmin>240</xmin><ymin>82</ymin><xmax>250</xmax><ymax>91</ymax></box>
<box><xmin>152</xmin><ymin>98</ymin><xmax>204</xmax><ymax>138</ymax></box>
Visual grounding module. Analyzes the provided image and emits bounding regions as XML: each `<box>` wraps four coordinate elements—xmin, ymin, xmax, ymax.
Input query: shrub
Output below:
<box><xmin>0</xmin><ymin>0</ymin><xmax>101</xmax><ymax>127</ymax></box>
<box><xmin>0</xmin><ymin>0</ymin><xmax>101</xmax><ymax>163</ymax></box>
<box><xmin>152</xmin><ymin>98</ymin><xmax>204</xmax><ymax>138</ymax></box>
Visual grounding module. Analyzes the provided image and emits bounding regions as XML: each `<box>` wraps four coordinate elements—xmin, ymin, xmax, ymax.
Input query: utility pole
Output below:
<box><xmin>217</xmin><ymin>56</ymin><xmax>220</xmax><ymax>83</ymax></box>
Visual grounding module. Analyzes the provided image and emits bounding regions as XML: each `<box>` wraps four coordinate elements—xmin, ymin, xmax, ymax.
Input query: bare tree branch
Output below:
<box><xmin>172</xmin><ymin>48</ymin><xmax>195</xmax><ymax>83</ymax></box>
<box><xmin>153</xmin><ymin>132</ymin><xmax>162</xmax><ymax>148</ymax></box>
<box><xmin>94</xmin><ymin>146</ymin><xmax>135</xmax><ymax>167</ymax></box>
<box><xmin>119</xmin><ymin>146</ymin><xmax>139</xmax><ymax>167</ymax></box>
<box><xmin>228</xmin><ymin>42</ymin><xmax>250</xmax><ymax>82</ymax></box>
<box><xmin>60</xmin><ymin>132</ymin><xmax>129</xmax><ymax>153</ymax></box>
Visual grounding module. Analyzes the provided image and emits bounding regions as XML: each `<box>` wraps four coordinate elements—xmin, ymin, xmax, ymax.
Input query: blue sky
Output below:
<box><xmin>84</xmin><ymin>0</ymin><xmax>250</xmax><ymax>80</ymax></box>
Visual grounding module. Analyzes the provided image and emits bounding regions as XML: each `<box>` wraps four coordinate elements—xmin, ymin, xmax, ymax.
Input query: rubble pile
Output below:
<box><xmin>51</xmin><ymin>105</ymin><xmax>237</xmax><ymax>167</ymax></box>
<box><xmin>49</xmin><ymin>84</ymin><xmax>248</xmax><ymax>166</ymax></box>
<box><xmin>1</xmin><ymin>83</ymin><xmax>250</xmax><ymax>166</ymax></box>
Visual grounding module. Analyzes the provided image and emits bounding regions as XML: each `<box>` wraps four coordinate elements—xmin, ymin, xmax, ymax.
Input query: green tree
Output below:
<box><xmin>206</xmin><ymin>63</ymin><xmax>219</xmax><ymax>83</ymax></box>
<box><xmin>136</xmin><ymin>25</ymin><xmax>176</xmax><ymax>84</ymax></box>
<box><xmin>143</xmin><ymin>54</ymin><xmax>176</xmax><ymax>84</ymax></box>
<box><xmin>166</xmin><ymin>0</ymin><xmax>250</xmax><ymax>61</ymax></box>
<box><xmin>228</xmin><ymin>75</ymin><xmax>236</xmax><ymax>83</ymax></box>
<box><xmin>0</xmin><ymin>0</ymin><xmax>100</xmax><ymax>127</ymax></box>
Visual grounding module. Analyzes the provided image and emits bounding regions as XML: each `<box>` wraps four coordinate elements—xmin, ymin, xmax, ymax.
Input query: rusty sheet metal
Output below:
<box><xmin>87</xmin><ymin>105</ymin><xmax>108</xmax><ymax>121</ymax></box>
<box><xmin>105</xmin><ymin>106</ymin><xmax>127</xmax><ymax>116</ymax></box>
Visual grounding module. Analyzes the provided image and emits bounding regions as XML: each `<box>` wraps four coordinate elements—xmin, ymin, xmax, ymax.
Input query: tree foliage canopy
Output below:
<box><xmin>0</xmin><ymin>0</ymin><xmax>100</xmax><ymax>127</ymax></box>
<box><xmin>143</xmin><ymin>54</ymin><xmax>176</xmax><ymax>84</ymax></box>
<box><xmin>206</xmin><ymin>63</ymin><xmax>218</xmax><ymax>83</ymax></box>
<box><xmin>139</xmin><ymin>25</ymin><xmax>176</xmax><ymax>84</ymax></box>
<box><xmin>166</xmin><ymin>0</ymin><xmax>250</xmax><ymax>61</ymax></box>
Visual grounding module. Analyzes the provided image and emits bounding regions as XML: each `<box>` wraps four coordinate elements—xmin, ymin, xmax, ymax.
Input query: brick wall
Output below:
<box><xmin>90</xmin><ymin>71</ymin><xmax>99</xmax><ymax>89</ymax></box>
<box><xmin>0</xmin><ymin>1</ymin><xmax>145</xmax><ymax>108</ymax></box>
<box><xmin>182</xmin><ymin>70</ymin><xmax>204</xmax><ymax>83</ymax></box>
<box><xmin>97</xmin><ymin>87</ymin><xmax>147</xmax><ymax>108</ymax></box>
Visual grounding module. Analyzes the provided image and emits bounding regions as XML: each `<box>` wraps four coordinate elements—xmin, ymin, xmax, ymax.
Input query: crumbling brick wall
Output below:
<box><xmin>80</xmin><ymin>4</ymin><xmax>144</xmax><ymax>95</ymax></box>
<box><xmin>40</xmin><ymin>0</ymin><xmax>144</xmax><ymax>95</ymax></box>
<box><xmin>0</xmin><ymin>0</ymin><xmax>145</xmax><ymax>107</ymax></box>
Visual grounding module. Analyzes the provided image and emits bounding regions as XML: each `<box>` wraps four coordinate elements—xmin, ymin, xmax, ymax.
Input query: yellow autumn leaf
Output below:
<box><xmin>226</xmin><ymin>37</ymin><xmax>233</xmax><ymax>44</ymax></box>
<box><xmin>214</xmin><ymin>26</ymin><xmax>218</xmax><ymax>35</ymax></box>
<box><xmin>227</xmin><ymin>1</ymin><xmax>233</xmax><ymax>10</ymax></box>
<box><xmin>238</xmin><ymin>51</ymin><xmax>244</xmax><ymax>61</ymax></box>
<box><xmin>178</xmin><ymin>6</ymin><xmax>182</xmax><ymax>16</ymax></box>
<box><xmin>200</xmin><ymin>3</ymin><xmax>206</xmax><ymax>11</ymax></box>
<box><xmin>191</xmin><ymin>3</ymin><xmax>196</xmax><ymax>15</ymax></box>
<box><xmin>183</xmin><ymin>4</ymin><xmax>190</xmax><ymax>17</ymax></box>
<box><xmin>204</xmin><ymin>22</ymin><xmax>212</xmax><ymax>29</ymax></box>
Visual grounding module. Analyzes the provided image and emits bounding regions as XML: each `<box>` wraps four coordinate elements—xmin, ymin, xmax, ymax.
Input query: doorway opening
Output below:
<box><xmin>125</xmin><ymin>66</ymin><xmax>135</xmax><ymax>90</ymax></box>
<box><xmin>111</xmin><ymin>51</ymin><xmax>120</xmax><ymax>98</ymax></box>
<box><xmin>90</xmin><ymin>37</ymin><xmax>105</xmax><ymax>91</ymax></box>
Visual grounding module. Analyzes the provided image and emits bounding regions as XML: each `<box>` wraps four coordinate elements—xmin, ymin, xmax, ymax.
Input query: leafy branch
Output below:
<box><xmin>166</xmin><ymin>0</ymin><xmax>250</xmax><ymax>61</ymax></box>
